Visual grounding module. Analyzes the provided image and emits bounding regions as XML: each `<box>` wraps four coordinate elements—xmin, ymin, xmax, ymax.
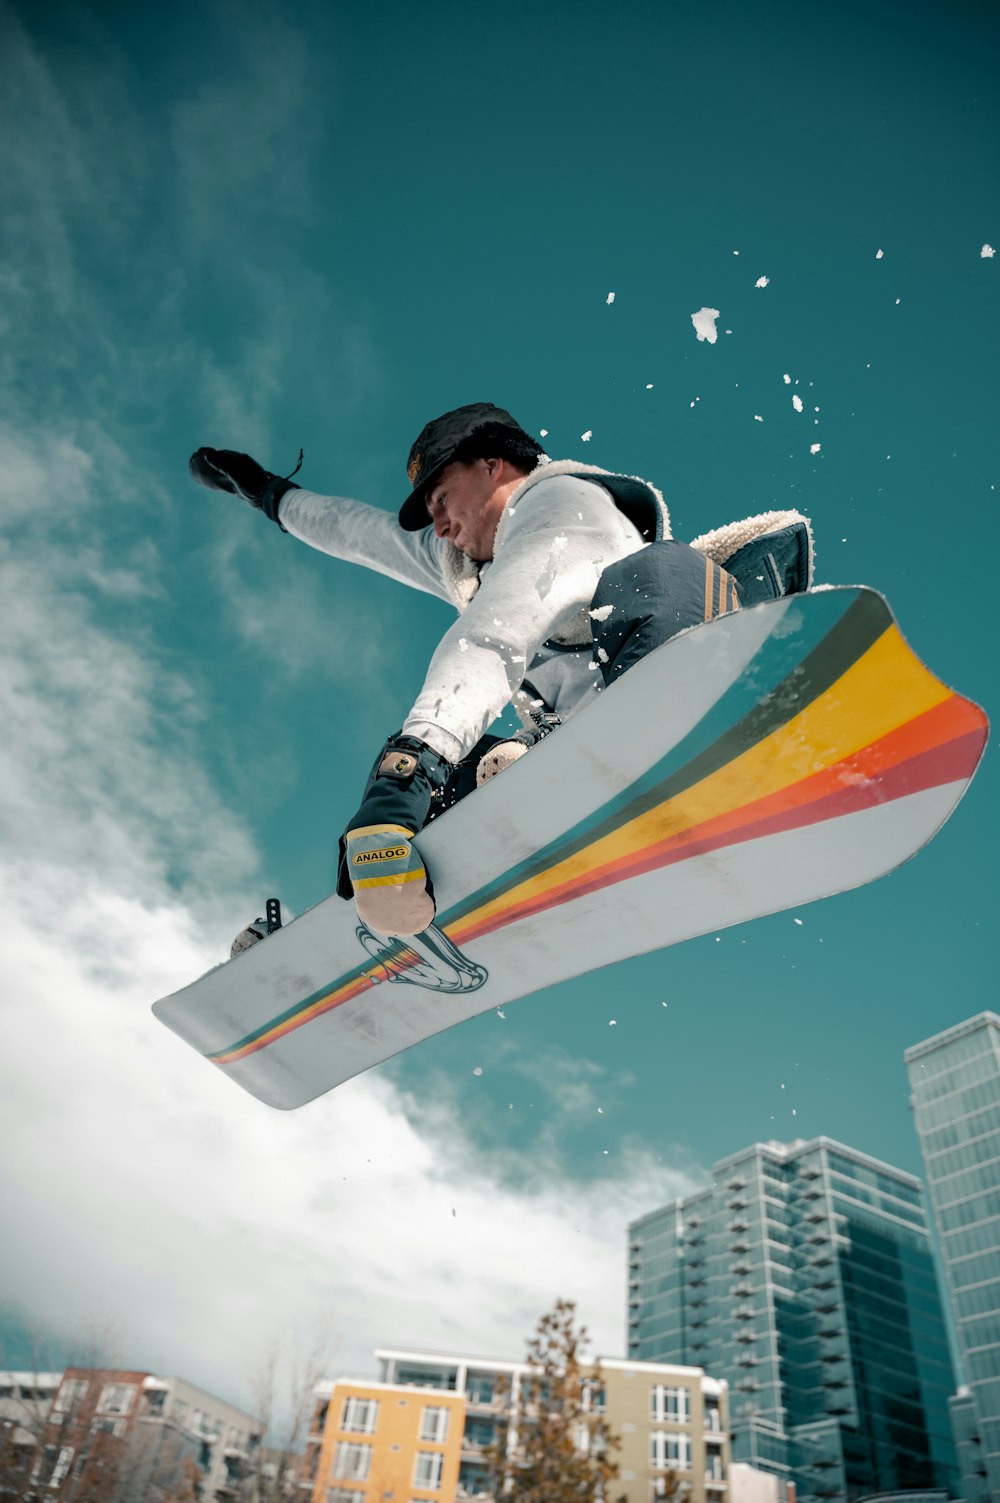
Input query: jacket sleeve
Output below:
<box><xmin>402</xmin><ymin>476</ymin><xmax>645</xmax><ymax>762</ymax></box>
<box><xmin>277</xmin><ymin>488</ymin><xmax>452</xmax><ymax>602</ymax></box>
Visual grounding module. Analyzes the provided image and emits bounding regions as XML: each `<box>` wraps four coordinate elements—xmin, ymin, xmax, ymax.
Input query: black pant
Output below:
<box><xmin>590</xmin><ymin>540</ymin><xmax>741</xmax><ymax>684</ymax></box>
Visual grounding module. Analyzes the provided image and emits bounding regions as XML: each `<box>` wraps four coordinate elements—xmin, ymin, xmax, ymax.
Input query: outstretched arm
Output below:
<box><xmin>278</xmin><ymin>487</ymin><xmax>451</xmax><ymax>602</ymax></box>
<box><xmin>189</xmin><ymin>447</ymin><xmax>452</xmax><ymax>603</ymax></box>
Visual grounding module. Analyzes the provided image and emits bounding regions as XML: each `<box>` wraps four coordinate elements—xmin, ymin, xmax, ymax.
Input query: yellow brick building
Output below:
<box><xmin>308</xmin><ymin>1377</ymin><xmax>465</xmax><ymax>1503</ymax></box>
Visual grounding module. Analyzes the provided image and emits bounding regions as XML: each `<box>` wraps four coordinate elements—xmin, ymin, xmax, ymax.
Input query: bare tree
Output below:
<box><xmin>241</xmin><ymin>1323</ymin><xmax>336</xmax><ymax>1502</ymax></box>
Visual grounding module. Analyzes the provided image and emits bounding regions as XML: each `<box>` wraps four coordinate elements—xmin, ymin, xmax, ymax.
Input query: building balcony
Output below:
<box><xmin>728</xmin><ymin>1219</ymin><xmax>750</xmax><ymax>1234</ymax></box>
<box><xmin>730</xmin><ymin>1240</ymin><xmax>751</xmax><ymax>1254</ymax></box>
<box><xmin>726</xmin><ymin>1176</ymin><xmax>747</xmax><ymax>1190</ymax></box>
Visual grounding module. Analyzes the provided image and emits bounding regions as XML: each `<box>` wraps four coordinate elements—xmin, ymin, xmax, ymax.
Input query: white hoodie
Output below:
<box><xmin>278</xmin><ymin>464</ymin><xmax>649</xmax><ymax>763</ymax></box>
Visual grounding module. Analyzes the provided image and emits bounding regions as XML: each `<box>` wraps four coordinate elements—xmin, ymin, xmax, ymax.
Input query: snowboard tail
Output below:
<box><xmin>153</xmin><ymin>589</ymin><xmax>987</xmax><ymax>1108</ymax></box>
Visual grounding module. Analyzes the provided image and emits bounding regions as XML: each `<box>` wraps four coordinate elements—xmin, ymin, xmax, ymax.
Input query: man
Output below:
<box><xmin>191</xmin><ymin>402</ymin><xmax>812</xmax><ymax>943</ymax></box>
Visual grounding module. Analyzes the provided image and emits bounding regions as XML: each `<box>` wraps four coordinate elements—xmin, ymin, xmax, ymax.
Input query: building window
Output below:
<box><xmin>50</xmin><ymin>1446</ymin><xmax>75</xmax><ymax>1486</ymax></box>
<box><xmin>340</xmin><ymin>1396</ymin><xmax>379</xmax><ymax>1435</ymax></box>
<box><xmin>91</xmin><ymin>1417</ymin><xmax>126</xmax><ymax>1438</ymax></box>
<box><xmin>650</xmin><ymin>1431</ymin><xmax>691</xmax><ymax>1470</ymax></box>
<box><xmin>332</xmin><ymin>1442</ymin><xmax>372</xmax><ymax>1482</ymax></box>
<box><xmin>580</xmin><ymin>1379</ymin><xmax>606</xmax><ymax>1412</ymax></box>
<box><xmin>96</xmin><ymin>1383</ymin><xmax>136</xmax><ymax>1417</ymax></box>
<box><xmin>413</xmin><ymin>1450</ymin><xmax>444</xmax><ymax>1489</ymax></box>
<box><xmin>650</xmin><ymin>1386</ymin><xmax>690</xmax><ymax>1424</ymax></box>
<box><xmin>466</xmin><ymin>1373</ymin><xmax>495</xmax><ymax>1404</ymax></box>
<box><xmin>705</xmin><ymin>1445</ymin><xmax>725</xmax><ymax>1481</ymax></box>
<box><xmin>327</xmin><ymin>1491</ymin><xmax>365</xmax><ymax>1503</ymax></box>
<box><xmin>54</xmin><ymin>1380</ymin><xmax>89</xmax><ymax>1413</ymax></box>
<box><xmin>420</xmin><ymin>1406</ymin><xmax>449</xmax><ymax>1443</ymax></box>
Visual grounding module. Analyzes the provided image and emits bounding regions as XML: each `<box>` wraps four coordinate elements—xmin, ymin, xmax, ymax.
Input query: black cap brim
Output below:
<box><xmin>398</xmin><ymin>466</ymin><xmax>446</xmax><ymax>531</ymax></box>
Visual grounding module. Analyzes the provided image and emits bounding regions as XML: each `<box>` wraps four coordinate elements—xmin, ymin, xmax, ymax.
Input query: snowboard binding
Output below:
<box><xmin>230</xmin><ymin>898</ymin><xmax>283</xmax><ymax>959</ymax></box>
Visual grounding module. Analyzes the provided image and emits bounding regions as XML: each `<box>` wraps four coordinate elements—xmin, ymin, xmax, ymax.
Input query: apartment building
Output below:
<box><xmin>0</xmin><ymin>1371</ymin><xmax>62</xmax><ymax>1491</ymax></box>
<box><xmin>374</xmin><ymin>1345</ymin><xmax>731</xmax><ymax>1503</ymax></box>
<box><xmin>906</xmin><ymin>1011</ymin><xmax>1000</xmax><ymax>1502</ymax></box>
<box><xmin>29</xmin><ymin>1366</ymin><xmax>262</xmax><ymax>1499</ymax></box>
<box><xmin>627</xmin><ymin>1137</ymin><xmax>958</xmax><ymax>1501</ymax></box>
<box><xmin>306</xmin><ymin>1376</ymin><xmax>465</xmax><ymax>1503</ymax></box>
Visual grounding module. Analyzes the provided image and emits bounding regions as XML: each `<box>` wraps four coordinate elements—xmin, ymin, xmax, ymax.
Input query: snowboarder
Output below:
<box><xmin>190</xmin><ymin>402</ymin><xmax>812</xmax><ymax>941</ymax></box>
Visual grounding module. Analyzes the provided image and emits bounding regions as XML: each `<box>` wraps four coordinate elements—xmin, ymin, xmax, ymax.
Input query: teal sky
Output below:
<box><xmin>1</xmin><ymin>0</ymin><xmax>996</xmax><ymax>1410</ymax></box>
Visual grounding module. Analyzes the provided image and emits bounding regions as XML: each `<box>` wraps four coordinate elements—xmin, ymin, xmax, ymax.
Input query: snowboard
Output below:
<box><xmin>153</xmin><ymin>587</ymin><xmax>988</xmax><ymax>1110</ymax></box>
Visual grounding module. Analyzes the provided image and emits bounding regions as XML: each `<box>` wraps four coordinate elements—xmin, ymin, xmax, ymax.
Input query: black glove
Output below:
<box><xmin>189</xmin><ymin>447</ymin><xmax>302</xmax><ymax>528</ymax></box>
<box><xmin>337</xmin><ymin>734</ymin><xmax>454</xmax><ymax>936</ymax></box>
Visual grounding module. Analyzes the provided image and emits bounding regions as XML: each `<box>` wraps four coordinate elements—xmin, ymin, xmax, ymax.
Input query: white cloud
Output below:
<box><xmin>0</xmin><ymin>861</ymin><xmax>699</xmax><ymax>1412</ymax></box>
<box><xmin>0</xmin><ymin>430</ymin><xmax>702</xmax><ymax>1421</ymax></box>
<box><xmin>0</xmin><ymin>13</ymin><xmax>705</xmax><ymax>1421</ymax></box>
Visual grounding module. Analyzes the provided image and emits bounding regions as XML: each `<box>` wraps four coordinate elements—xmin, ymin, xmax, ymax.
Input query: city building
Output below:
<box><xmin>627</xmin><ymin>1137</ymin><xmax>958</xmax><ymax>1501</ymax></box>
<box><xmin>28</xmin><ymin>1366</ymin><xmax>262</xmax><ymax>1499</ymax></box>
<box><xmin>373</xmin><ymin>1345</ymin><xmax>731</xmax><ymax>1502</ymax></box>
<box><xmin>0</xmin><ymin>1371</ymin><xmax>61</xmax><ymax>1493</ymax></box>
<box><xmin>305</xmin><ymin>1375</ymin><xmax>465</xmax><ymax>1503</ymax></box>
<box><xmin>906</xmin><ymin>1011</ymin><xmax>1000</xmax><ymax>1502</ymax></box>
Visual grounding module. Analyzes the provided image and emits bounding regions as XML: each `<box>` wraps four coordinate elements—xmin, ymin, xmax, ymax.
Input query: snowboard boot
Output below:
<box><xmin>475</xmin><ymin>711</ymin><xmax>561</xmax><ymax>787</ymax></box>
<box><xmin>229</xmin><ymin>898</ymin><xmax>283</xmax><ymax>959</ymax></box>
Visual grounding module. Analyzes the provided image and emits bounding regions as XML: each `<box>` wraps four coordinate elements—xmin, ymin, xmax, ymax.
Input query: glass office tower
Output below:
<box><xmin>627</xmin><ymin>1136</ymin><xmax>958</xmax><ymax>1502</ymax></box>
<box><xmin>906</xmin><ymin>1011</ymin><xmax>1000</xmax><ymax>1502</ymax></box>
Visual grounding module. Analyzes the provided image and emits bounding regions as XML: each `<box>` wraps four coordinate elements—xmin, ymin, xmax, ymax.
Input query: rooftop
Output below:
<box><xmin>904</xmin><ymin>1011</ymin><xmax>1000</xmax><ymax>1063</ymax></box>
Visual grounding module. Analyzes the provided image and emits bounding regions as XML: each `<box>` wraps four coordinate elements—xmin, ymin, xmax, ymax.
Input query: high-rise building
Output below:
<box><xmin>627</xmin><ymin>1137</ymin><xmax>958</xmax><ymax>1501</ymax></box>
<box><xmin>906</xmin><ymin>1011</ymin><xmax>1000</xmax><ymax>1502</ymax></box>
<box><xmin>367</xmin><ymin>1345</ymin><xmax>731</xmax><ymax>1503</ymax></box>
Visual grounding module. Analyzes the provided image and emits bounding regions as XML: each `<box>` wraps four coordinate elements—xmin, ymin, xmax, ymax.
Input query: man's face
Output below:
<box><xmin>425</xmin><ymin>458</ymin><xmax>507</xmax><ymax>562</ymax></box>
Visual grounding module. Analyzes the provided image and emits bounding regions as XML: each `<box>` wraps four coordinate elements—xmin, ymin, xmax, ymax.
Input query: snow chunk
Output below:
<box><xmin>458</xmin><ymin>637</ymin><xmax>469</xmax><ymax>652</ymax></box>
<box><xmin>876</xmin><ymin>248</ymin><xmax>884</xmax><ymax>259</ymax></box>
<box><xmin>581</xmin><ymin>430</ymin><xmax>593</xmax><ymax>442</ymax></box>
<box><xmin>589</xmin><ymin>604</ymin><xmax>615</xmax><ymax>622</ymax></box>
<box><xmin>645</xmin><ymin>383</ymin><xmax>654</xmax><ymax>389</ymax></box>
<box><xmin>535</xmin><ymin>535</ymin><xmax>569</xmax><ymax>599</ymax></box>
<box><xmin>792</xmin><ymin>395</ymin><xmax>804</xmax><ymax>413</ymax></box>
<box><xmin>539</xmin><ymin>428</ymin><xmax>548</xmax><ymax>437</ymax></box>
<box><xmin>691</xmin><ymin>307</ymin><xmax>721</xmax><ymax>344</ymax></box>
<box><xmin>783</xmin><ymin>373</ymin><xmax>792</xmax><ymax>384</ymax></box>
<box><xmin>473</xmin><ymin>1066</ymin><xmax>482</xmax><ymax>1076</ymax></box>
<box><xmin>810</xmin><ymin>443</ymin><xmax>822</xmax><ymax>454</ymax></box>
<box><xmin>755</xmin><ymin>276</ymin><xmax>769</xmax><ymax>288</ymax></box>
<box><xmin>983</xmin><ymin>244</ymin><xmax>996</xmax><ymax>258</ymax></box>
<box><xmin>754</xmin><ymin>414</ymin><xmax>764</xmax><ymax>422</ymax></box>
<box><xmin>606</xmin><ymin>291</ymin><xmax>616</xmax><ymax>304</ymax></box>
